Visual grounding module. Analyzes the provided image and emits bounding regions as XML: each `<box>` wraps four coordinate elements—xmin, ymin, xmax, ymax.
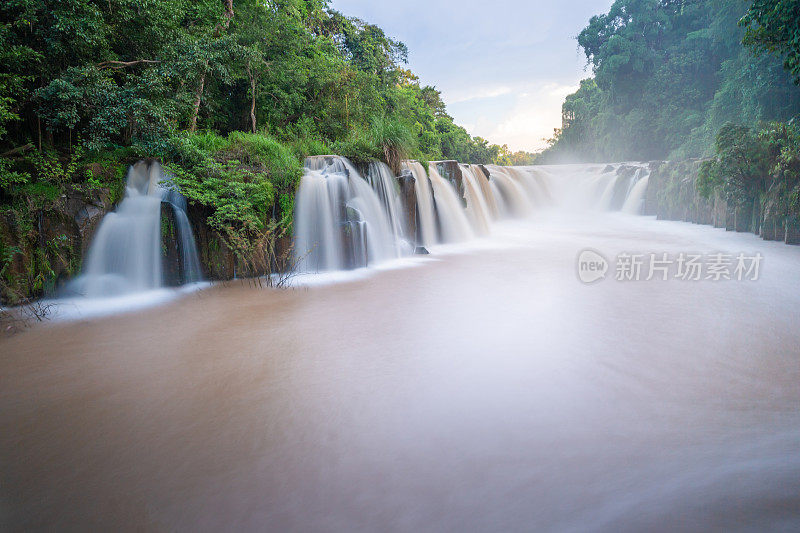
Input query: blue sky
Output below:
<box><xmin>330</xmin><ymin>0</ymin><xmax>614</xmax><ymax>152</ymax></box>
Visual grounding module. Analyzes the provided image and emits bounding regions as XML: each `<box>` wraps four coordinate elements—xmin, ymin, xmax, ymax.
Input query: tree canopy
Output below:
<box><xmin>539</xmin><ymin>0</ymin><xmax>800</xmax><ymax>163</ymax></box>
<box><xmin>0</xmin><ymin>0</ymin><xmax>506</xmax><ymax>164</ymax></box>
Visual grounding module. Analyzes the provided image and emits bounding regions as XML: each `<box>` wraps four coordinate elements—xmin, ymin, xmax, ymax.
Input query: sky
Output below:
<box><xmin>330</xmin><ymin>0</ymin><xmax>615</xmax><ymax>152</ymax></box>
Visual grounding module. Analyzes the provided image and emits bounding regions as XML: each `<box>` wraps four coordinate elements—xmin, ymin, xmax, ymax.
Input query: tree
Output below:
<box><xmin>741</xmin><ymin>0</ymin><xmax>800</xmax><ymax>84</ymax></box>
<box><xmin>541</xmin><ymin>0</ymin><xmax>800</xmax><ymax>162</ymax></box>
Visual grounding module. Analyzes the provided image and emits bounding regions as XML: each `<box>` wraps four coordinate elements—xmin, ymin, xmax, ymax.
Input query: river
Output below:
<box><xmin>2</xmin><ymin>202</ymin><xmax>799</xmax><ymax>531</ymax></box>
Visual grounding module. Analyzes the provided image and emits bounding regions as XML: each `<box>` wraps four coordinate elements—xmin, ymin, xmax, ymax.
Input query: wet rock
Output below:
<box><xmin>712</xmin><ymin>194</ymin><xmax>728</xmax><ymax>228</ymax></box>
<box><xmin>785</xmin><ymin>216</ymin><xmax>800</xmax><ymax>245</ymax></box>
<box><xmin>74</xmin><ymin>204</ymin><xmax>104</xmax><ymax>256</ymax></box>
<box><xmin>435</xmin><ymin>160</ymin><xmax>465</xmax><ymax>204</ymax></box>
<box><xmin>642</xmin><ymin>162</ymin><xmax>663</xmax><ymax>216</ymax></box>
<box><xmin>161</xmin><ymin>203</ymin><xmax>182</xmax><ymax>286</ymax></box>
<box><xmin>414</xmin><ymin>246</ymin><xmax>430</xmax><ymax>255</ymax></box>
<box><xmin>733</xmin><ymin>203</ymin><xmax>753</xmax><ymax>232</ymax></box>
<box><xmin>396</xmin><ymin>169</ymin><xmax>417</xmax><ymax>244</ymax></box>
<box><xmin>760</xmin><ymin>217</ymin><xmax>782</xmax><ymax>241</ymax></box>
<box><xmin>725</xmin><ymin>203</ymin><xmax>736</xmax><ymax>231</ymax></box>
<box><xmin>186</xmin><ymin>203</ymin><xmax>234</xmax><ymax>280</ymax></box>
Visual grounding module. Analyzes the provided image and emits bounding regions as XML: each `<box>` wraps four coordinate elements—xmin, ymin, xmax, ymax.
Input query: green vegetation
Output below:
<box><xmin>697</xmin><ymin>121</ymin><xmax>800</xmax><ymax>226</ymax></box>
<box><xmin>165</xmin><ymin>131</ymin><xmax>300</xmax><ymax>265</ymax></box>
<box><xmin>540</xmin><ymin>0</ymin><xmax>800</xmax><ymax>163</ymax></box>
<box><xmin>539</xmin><ymin>0</ymin><xmax>800</xmax><ymax>230</ymax></box>
<box><xmin>741</xmin><ymin>0</ymin><xmax>800</xmax><ymax>84</ymax></box>
<box><xmin>0</xmin><ymin>0</ymin><xmax>512</xmax><ymax>302</ymax></box>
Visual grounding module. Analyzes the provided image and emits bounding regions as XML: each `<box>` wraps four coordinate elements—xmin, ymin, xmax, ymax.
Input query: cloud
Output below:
<box><xmin>448</xmin><ymin>86</ymin><xmax>514</xmax><ymax>104</ymax></box>
<box><xmin>331</xmin><ymin>0</ymin><xmax>613</xmax><ymax>151</ymax></box>
<box><xmin>487</xmin><ymin>83</ymin><xmax>579</xmax><ymax>151</ymax></box>
<box><xmin>447</xmin><ymin>82</ymin><xmax>578</xmax><ymax>152</ymax></box>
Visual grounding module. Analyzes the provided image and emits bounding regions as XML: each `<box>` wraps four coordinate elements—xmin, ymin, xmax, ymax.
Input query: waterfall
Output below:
<box><xmin>293</xmin><ymin>159</ymin><xmax>653</xmax><ymax>274</ymax></box>
<box><xmin>622</xmin><ymin>169</ymin><xmax>651</xmax><ymax>214</ymax></box>
<box><xmin>483</xmin><ymin>165</ymin><xmax>533</xmax><ymax>217</ymax></box>
<box><xmin>427</xmin><ymin>164</ymin><xmax>474</xmax><ymax>243</ymax></box>
<box><xmin>405</xmin><ymin>161</ymin><xmax>438</xmax><ymax>246</ymax></box>
<box><xmin>530</xmin><ymin>163</ymin><xmax>651</xmax><ymax>212</ymax></box>
<box><xmin>70</xmin><ymin>161</ymin><xmax>202</xmax><ymax>297</ymax></box>
<box><xmin>162</xmin><ymin>189</ymin><xmax>203</xmax><ymax>284</ymax></box>
<box><xmin>597</xmin><ymin>170</ymin><xmax>621</xmax><ymax>210</ymax></box>
<box><xmin>293</xmin><ymin>170</ymin><xmax>345</xmax><ymax>271</ymax></box>
<box><xmin>366</xmin><ymin>161</ymin><xmax>411</xmax><ymax>253</ymax></box>
<box><xmin>467</xmin><ymin>165</ymin><xmax>499</xmax><ymax>219</ymax></box>
<box><xmin>459</xmin><ymin>165</ymin><xmax>492</xmax><ymax>235</ymax></box>
<box><xmin>505</xmin><ymin>166</ymin><xmax>552</xmax><ymax>207</ymax></box>
<box><xmin>294</xmin><ymin>156</ymin><xmax>403</xmax><ymax>272</ymax></box>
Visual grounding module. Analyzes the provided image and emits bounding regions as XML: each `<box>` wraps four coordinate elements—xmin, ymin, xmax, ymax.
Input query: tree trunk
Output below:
<box><xmin>189</xmin><ymin>71</ymin><xmax>206</xmax><ymax>133</ymax></box>
<box><xmin>247</xmin><ymin>64</ymin><xmax>257</xmax><ymax>134</ymax></box>
<box><xmin>188</xmin><ymin>1</ymin><xmax>234</xmax><ymax>133</ymax></box>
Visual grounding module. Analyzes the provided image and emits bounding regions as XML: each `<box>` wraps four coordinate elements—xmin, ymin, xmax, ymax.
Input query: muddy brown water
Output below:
<box><xmin>2</xmin><ymin>214</ymin><xmax>799</xmax><ymax>531</ymax></box>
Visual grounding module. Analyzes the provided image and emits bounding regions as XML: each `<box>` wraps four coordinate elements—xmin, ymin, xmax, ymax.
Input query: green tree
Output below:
<box><xmin>741</xmin><ymin>0</ymin><xmax>800</xmax><ymax>84</ymax></box>
<box><xmin>541</xmin><ymin>0</ymin><xmax>800</xmax><ymax>162</ymax></box>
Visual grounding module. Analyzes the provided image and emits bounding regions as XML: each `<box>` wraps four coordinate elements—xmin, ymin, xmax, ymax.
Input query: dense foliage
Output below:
<box><xmin>697</xmin><ymin>121</ymin><xmax>800</xmax><ymax>224</ymax></box>
<box><xmin>539</xmin><ymin>0</ymin><xmax>800</xmax><ymax>163</ymax></box>
<box><xmin>741</xmin><ymin>0</ymin><xmax>800</xmax><ymax>84</ymax></box>
<box><xmin>0</xmin><ymin>0</ymin><xmax>511</xmax><ymax>302</ymax></box>
<box><xmin>0</xmin><ymin>0</ymin><xmax>507</xmax><ymax>162</ymax></box>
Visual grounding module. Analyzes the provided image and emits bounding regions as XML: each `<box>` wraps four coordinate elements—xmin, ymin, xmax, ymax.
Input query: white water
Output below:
<box><xmin>163</xmin><ymin>188</ymin><xmax>203</xmax><ymax>283</ymax></box>
<box><xmin>68</xmin><ymin>161</ymin><xmax>201</xmax><ymax>297</ymax></box>
<box><xmin>427</xmin><ymin>164</ymin><xmax>474</xmax><ymax>243</ymax></box>
<box><xmin>294</xmin><ymin>156</ymin><xmax>405</xmax><ymax>272</ymax></box>
<box><xmin>405</xmin><ymin>161</ymin><xmax>438</xmax><ymax>246</ymax></box>
<box><xmin>459</xmin><ymin>165</ymin><xmax>492</xmax><ymax>235</ymax></box>
<box><xmin>622</xmin><ymin>171</ymin><xmax>651</xmax><ymax>214</ymax></box>
<box><xmin>532</xmin><ymin>163</ymin><xmax>653</xmax><ymax>212</ymax></box>
<box><xmin>484</xmin><ymin>165</ymin><xmax>534</xmax><ymax>217</ymax></box>
<box><xmin>299</xmin><ymin>161</ymin><xmax>653</xmax><ymax>273</ymax></box>
<box><xmin>505</xmin><ymin>165</ymin><xmax>552</xmax><ymax>207</ymax></box>
<box><xmin>467</xmin><ymin>164</ymin><xmax>500</xmax><ymax>219</ymax></box>
<box><xmin>366</xmin><ymin>161</ymin><xmax>412</xmax><ymax>252</ymax></box>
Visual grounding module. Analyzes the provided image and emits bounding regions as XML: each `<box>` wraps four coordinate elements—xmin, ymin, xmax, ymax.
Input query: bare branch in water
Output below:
<box><xmin>1</xmin><ymin>293</ymin><xmax>54</xmax><ymax>336</ymax></box>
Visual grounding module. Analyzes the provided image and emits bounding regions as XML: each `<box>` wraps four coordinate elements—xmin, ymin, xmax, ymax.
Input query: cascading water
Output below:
<box><xmin>466</xmin><ymin>165</ymin><xmax>500</xmax><ymax>219</ymax></box>
<box><xmin>531</xmin><ymin>163</ymin><xmax>651</xmax><ymax>212</ymax></box>
<box><xmin>426</xmin><ymin>164</ymin><xmax>473</xmax><ymax>243</ymax></box>
<box><xmin>483</xmin><ymin>165</ymin><xmax>534</xmax><ymax>217</ymax></box>
<box><xmin>622</xmin><ymin>168</ymin><xmax>651</xmax><ymax>214</ymax></box>
<box><xmin>459</xmin><ymin>165</ymin><xmax>493</xmax><ymax>235</ymax></box>
<box><xmin>294</xmin><ymin>159</ymin><xmax>653</xmax><ymax>273</ymax></box>
<box><xmin>366</xmin><ymin>161</ymin><xmax>411</xmax><ymax>249</ymax></box>
<box><xmin>405</xmin><ymin>161</ymin><xmax>438</xmax><ymax>246</ymax></box>
<box><xmin>294</xmin><ymin>156</ymin><xmax>405</xmax><ymax>272</ymax></box>
<box><xmin>68</xmin><ymin>161</ymin><xmax>202</xmax><ymax>297</ymax></box>
<box><xmin>162</xmin><ymin>188</ymin><xmax>203</xmax><ymax>284</ymax></box>
<box><xmin>504</xmin><ymin>166</ymin><xmax>552</xmax><ymax>207</ymax></box>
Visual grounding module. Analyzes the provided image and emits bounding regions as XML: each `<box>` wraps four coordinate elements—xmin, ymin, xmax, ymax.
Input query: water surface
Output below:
<box><xmin>2</xmin><ymin>213</ymin><xmax>799</xmax><ymax>531</ymax></box>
